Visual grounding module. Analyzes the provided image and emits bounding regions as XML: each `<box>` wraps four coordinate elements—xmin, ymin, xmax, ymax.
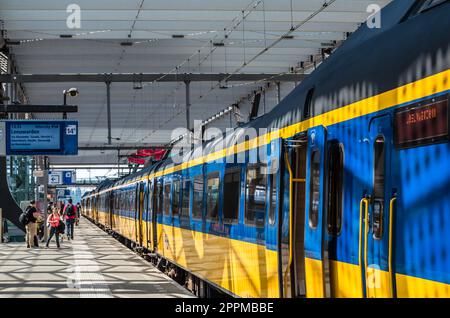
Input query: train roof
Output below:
<box><xmin>92</xmin><ymin>0</ymin><xmax>450</xmax><ymax>190</ymax></box>
<box><xmin>156</xmin><ymin>0</ymin><xmax>450</xmax><ymax>169</ymax></box>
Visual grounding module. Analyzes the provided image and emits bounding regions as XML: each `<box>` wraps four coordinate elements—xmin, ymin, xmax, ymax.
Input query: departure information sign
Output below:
<box><xmin>1</xmin><ymin>120</ymin><xmax>78</xmax><ymax>155</ymax></box>
<box><xmin>9</xmin><ymin>123</ymin><xmax>61</xmax><ymax>151</ymax></box>
<box><xmin>394</xmin><ymin>95</ymin><xmax>449</xmax><ymax>149</ymax></box>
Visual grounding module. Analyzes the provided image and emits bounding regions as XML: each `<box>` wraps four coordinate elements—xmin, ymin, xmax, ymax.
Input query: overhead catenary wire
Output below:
<box><xmin>195</xmin><ymin>0</ymin><xmax>337</xmax><ymax>101</ymax></box>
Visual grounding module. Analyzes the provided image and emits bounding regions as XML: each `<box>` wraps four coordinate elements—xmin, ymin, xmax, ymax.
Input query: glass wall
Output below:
<box><xmin>6</xmin><ymin>156</ymin><xmax>36</xmax><ymax>207</ymax></box>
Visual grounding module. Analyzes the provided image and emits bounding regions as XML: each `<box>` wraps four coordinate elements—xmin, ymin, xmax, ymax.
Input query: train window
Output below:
<box><xmin>181</xmin><ymin>179</ymin><xmax>191</xmax><ymax>221</ymax></box>
<box><xmin>309</xmin><ymin>150</ymin><xmax>320</xmax><ymax>229</ymax></box>
<box><xmin>268</xmin><ymin>172</ymin><xmax>277</xmax><ymax>226</ymax></box>
<box><xmin>192</xmin><ymin>175</ymin><xmax>204</xmax><ymax>219</ymax></box>
<box><xmin>121</xmin><ymin>192</ymin><xmax>125</xmax><ymax>211</ymax></box>
<box><xmin>172</xmin><ymin>179</ymin><xmax>181</xmax><ymax>216</ymax></box>
<box><xmin>148</xmin><ymin>182</ymin><xmax>153</xmax><ymax>213</ymax></box>
<box><xmin>163</xmin><ymin>182</ymin><xmax>171</xmax><ymax>215</ymax></box>
<box><xmin>155</xmin><ymin>181</ymin><xmax>163</xmax><ymax>215</ymax></box>
<box><xmin>373</xmin><ymin>136</ymin><xmax>385</xmax><ymax>240</ymax></box>
<box><xmin>131</xmin><ymin>191</ymin><xmax>136</xmax><ymax>212</ymax></box>
<box><xmin>245</xmin><ymin>164</ymin><xmax>267</xmax><ymax>226</ymax></box>
<box><xmin>206</xmin><ymin>172</ymin><xmax>220</xmax><ymax>221</ymax></box>
<box><xmin>327</xmin><ymin>142</ymin><xmax>344</xmax><ymax>235</ymax></box>
<box><xmin>303</xmin><ymin>87</ymin><xmax>315</xmax><ymax>120</ymax></box>
<box><xmin>223</xmin><ymin>167</ymin><xmax>241</xmax><ymax>224</ymax></box>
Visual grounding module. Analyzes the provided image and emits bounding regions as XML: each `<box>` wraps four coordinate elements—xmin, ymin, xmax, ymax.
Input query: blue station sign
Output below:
<box><xmin>3</xmin><ymin>120</ymin><xmax>78</xmax><ymax>156</ymax></box>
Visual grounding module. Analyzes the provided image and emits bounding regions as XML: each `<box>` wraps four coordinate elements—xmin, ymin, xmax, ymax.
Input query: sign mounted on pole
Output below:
<box><xmin>0</xmin><ymin>120</ymin><xmax>78</xmax><ymax>156</ymax></box>
<box><xmin>0</xmin><ymin>122</ymin><xmax>5</xmax><ymax>156</ymax></box>
<box><xmin>48</xmin><ymin>170</ymin><xmax>76</xmax><ymax>186</ymax></box>
<box><xmin>48</xmin><ymin>171</ymin><xmax>62</xmax><ymax>185</ymax></box>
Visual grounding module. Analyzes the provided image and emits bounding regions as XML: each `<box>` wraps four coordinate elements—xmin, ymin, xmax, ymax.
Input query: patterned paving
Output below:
<box><xmin>0</xmin><ymin>217</ymin><xmax>194</xmax><ymax>298</ymax></box>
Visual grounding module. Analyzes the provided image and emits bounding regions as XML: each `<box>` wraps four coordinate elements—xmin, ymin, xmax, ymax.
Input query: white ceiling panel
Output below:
<box><xmin>0</xmin><ymin>0</ymin><xmax>392</xmax><ymax>164</ymax></box>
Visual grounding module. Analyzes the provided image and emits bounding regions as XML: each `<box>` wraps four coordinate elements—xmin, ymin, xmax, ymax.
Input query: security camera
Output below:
<box><xmin>64</xmin><ymin>88</ymin><xmax>79</xmax><ymax>97</ymax></box>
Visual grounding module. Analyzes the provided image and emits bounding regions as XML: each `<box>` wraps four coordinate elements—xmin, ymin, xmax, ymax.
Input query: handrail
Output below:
<box><xmin>283</xmin><ymin>151</ymin><xmax>294</xmax><ymax>296</ymax></box>
<box><xmin>388</xmin><ymin>196</ymin><xmax>397</xmax><ymax>298</ymax></box>
<box><xmin>359</xmin><ymin>197</ymin><xmax>369</xmax><ymax>297</ymax></box>
<box><xmin>364</xmin><ymin>197</ymin><xmax>369</xmax><ymax>297</ymax></box>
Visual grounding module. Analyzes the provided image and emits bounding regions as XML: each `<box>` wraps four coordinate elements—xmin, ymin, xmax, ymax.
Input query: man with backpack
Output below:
<box><xmin>22</xmin><ymin>200</ymin><xmax>40</xmax><ymax>248</ymax></box>
<box><xmin>63</xmin><ymin>199</ymin><xmax>77</xmax><ymax>240</ymax></box>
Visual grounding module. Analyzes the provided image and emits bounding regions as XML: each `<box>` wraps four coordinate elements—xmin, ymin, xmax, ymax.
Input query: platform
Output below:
<box><xmin>0</xmin><ymin>217</ymin><xmax>194</xmax><ymax>298</ymax></box>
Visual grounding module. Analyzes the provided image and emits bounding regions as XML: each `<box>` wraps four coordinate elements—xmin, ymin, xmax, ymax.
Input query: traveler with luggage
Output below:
<box><xmin>63</xmin><ymin>199</ymin><xmax>77</xmax><ymax>240</ymax></box>
<box><xmin>19</xmin><ymin>200</ymin><xmax>40</xmax><ymax>248</ymax></box>
<box><xmin>46</xmin><ymin>207</ymin><xmax>62</xmax><ymax>249</ymax></box>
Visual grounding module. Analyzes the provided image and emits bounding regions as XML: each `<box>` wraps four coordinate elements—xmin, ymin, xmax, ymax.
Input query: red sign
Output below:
<box><xmin>395</xmin><ymin>96</ymin><xmax>449</xmax><ymax>149</ymax></box>
<box><xmin>128</xmin><ymin>156</ymin><xmax>146</xmax><ymax>165</ymax></box>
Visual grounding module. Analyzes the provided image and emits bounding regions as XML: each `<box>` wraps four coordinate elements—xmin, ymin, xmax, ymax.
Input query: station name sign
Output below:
<box><xmin>394</xmin><ymin>95</ymin><xmax>449</xmax><ymax>149</ymax></box>
<box><xmin>0</xmin><ymin>120</ymin><xmax>78</xmax><ymax>156</ymax></box>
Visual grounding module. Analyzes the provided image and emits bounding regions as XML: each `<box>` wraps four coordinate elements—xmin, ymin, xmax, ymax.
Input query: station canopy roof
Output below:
<box><xmin>0</xmin><ymin>0</ymin><xmax>391</xmax><ymax>165</ymax></box>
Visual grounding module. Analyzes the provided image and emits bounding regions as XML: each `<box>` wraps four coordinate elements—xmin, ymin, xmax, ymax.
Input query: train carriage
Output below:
<box><xmin>82</xmin><ymin>0</ymin><xmax>450</xmax><ymax>298</ymax></box>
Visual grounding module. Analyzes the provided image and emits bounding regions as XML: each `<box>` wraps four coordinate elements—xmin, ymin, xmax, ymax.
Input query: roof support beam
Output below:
<box><xmin>0</xmin><ymin>73</ymin><xmax>305</xmax><ymax>83</ymax></box>
<box><xmin>78</xmin><ymin>145</ymin><xmax>170</xmax><ymax>151</ymax></box>
<box><xmin>1</xmin><ymin>104</ymin><xmax>78</xmax><ymax>113</ymax></box>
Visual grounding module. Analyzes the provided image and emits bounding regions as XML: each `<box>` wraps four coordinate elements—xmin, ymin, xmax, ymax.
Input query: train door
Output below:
<box><xmin>136</xmin><ymin>182</ymin><xmax>145</xmax><ymax>246</ymax></box>
<box><xmin>93</xmin><ymin>196</ymin><xmax>98</xmax><ymax>222</ymax></box>
<box><xmin>152</xmin><ymin>178</ymin><xmax>161</xmax><ymax>251</ymax></box>
<box><xmin>146</xmin><ymin>179</ymin><xmax>153</xmax><ymax>251</ymax></box>
<box><xmin>360</xmin><ymin>114</ymin><xmax>396</xmax><ymax>298</ymax></box>
<box><xmin>304</xmin><ymin>125</ymin><xmax>330</xmax><ymax>298</ymax></box>
<box><xmin>109</xmin><ymin>192</ymin><xmax>114</xmax><ymax>230</ymax></box>
<box><xmin>284</xmin><ymin>133</ymin><xmax>308</xmax><ymax>298</ymax></box>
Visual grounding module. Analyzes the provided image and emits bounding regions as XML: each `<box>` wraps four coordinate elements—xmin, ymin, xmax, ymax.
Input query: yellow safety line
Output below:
<box><xmin>389</xmin><ymin>196</ymin><xmax>397</xmax><ymax>298</ymax></box>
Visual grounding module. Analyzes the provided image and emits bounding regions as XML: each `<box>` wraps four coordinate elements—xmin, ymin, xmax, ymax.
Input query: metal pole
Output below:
<box><xmin>63</xmin><ymin>92</ymin><xmax>67</xmax><ymax>119</ymax></box>
<box><xmin>185</xmin><ymin>81</ymin><xmax>191</xmax><ymax>131</ymax></box>
<box><xmin>0</xmin><ymin>208</ymin><xmax>3</xmax><ymax>243</ymax></box>
<box><xmin>117</xmin><ymin>150</ymin><xmax>120</xmax><ymax>178</ymax></box>
<box><xmin>35</xmin><ymin>156</ymin><xmax>40</xmax><ymax>204</ymax></box>
<box><xmin>277</xmin><ymin>82</ymin><xmax>281</xmax><ymax>104</ymax></box>
<box><xmin>106</xmin><ymin>81</ymin><xmax>112</xmax><ymax>145</ymax></box>
<box><xmin>43</xmin><ymin>157</ymin><xmax>48</xmax><ymax>241</ymax></box>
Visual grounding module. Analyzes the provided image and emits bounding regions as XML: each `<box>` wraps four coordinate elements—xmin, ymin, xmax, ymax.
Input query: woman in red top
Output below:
<box><xmin>46</xmin><ymin>208</ymin><xmax>61</xmax><ymax>248</ymax></box>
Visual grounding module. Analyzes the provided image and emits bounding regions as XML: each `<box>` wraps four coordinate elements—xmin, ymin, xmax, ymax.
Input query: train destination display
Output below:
<box><xmin>395</xmin><ymin>96</ymin><xmax>449</xmax><ymax>149</ymax></box>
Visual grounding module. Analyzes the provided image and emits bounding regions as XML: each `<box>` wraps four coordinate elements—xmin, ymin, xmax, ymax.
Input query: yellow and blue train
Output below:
<box><xmin>82</xmin><ymin>0</ymin><xmax>450</xmax><ymax>298</ymax></box>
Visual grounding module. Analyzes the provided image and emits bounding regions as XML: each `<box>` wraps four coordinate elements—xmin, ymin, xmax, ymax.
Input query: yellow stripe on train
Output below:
<box><xmin>85</xmin><ymin>68</ymin><xmax>450</xmax><ymax>196</ymax></box>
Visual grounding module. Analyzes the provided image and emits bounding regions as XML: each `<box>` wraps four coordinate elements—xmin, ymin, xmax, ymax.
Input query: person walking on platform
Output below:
<box><xmin>24</xmin><ymin>200</ymin><xmax>40</xmax><ymax>248</ymax></box>
<box><xmin>76</xmin><ymin>202</ymin><xmax>81</xmax><ymax>226</ymax></box>
<box><xmin>63</xmin><ymin>199</ymin><xmax>77</xmax><ymax>240</ymax></box>
<box><xmin>46</xmin><ymin>208</ymin><xmax>61</xmax><ymax>249</ymax></box>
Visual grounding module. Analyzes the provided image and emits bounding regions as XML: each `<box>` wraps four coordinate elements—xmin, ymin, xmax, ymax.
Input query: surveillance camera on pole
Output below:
<box><xmin>65</xmin><ymin>88</ymin><xmax>79</xmax><ymax>97</ymax></box>
<box><xmin>62</xmin><ymin>88</ymin><xmax>79</xmax><ymax>119</ymax></box>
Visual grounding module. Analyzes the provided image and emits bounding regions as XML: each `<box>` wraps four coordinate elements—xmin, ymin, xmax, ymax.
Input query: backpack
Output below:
<box><xmin>19</xmin><ymin>206</ymin><xmax>32</xmax><ymax>226</ymax></box>
<box><xmin>66</xmin><ymin>204</ymin><xmax>75</xmax><ymax>217</ymax></box>
<box><xmin>57</xmin><ymin>221</ymin><xmax>65</xmax><ymax>234</ymax></box>
<box><xmin>19</xmin><ymin>212</ymin><xmax>30</xmax><ymax>226</ymax></box>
